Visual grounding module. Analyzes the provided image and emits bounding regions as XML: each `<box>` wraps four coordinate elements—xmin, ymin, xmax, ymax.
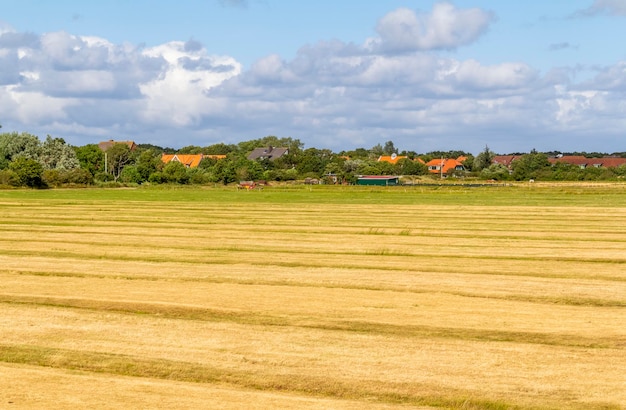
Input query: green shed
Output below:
<box><xmin>357</xmin><ymin>176</ymin><xmax>400</xmax><ymax>186</ymax></box>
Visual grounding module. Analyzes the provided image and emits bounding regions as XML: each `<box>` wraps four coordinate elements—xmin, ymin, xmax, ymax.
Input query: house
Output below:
<box><xmin>247</xmin><ymin>146</ymin><xmax>289</xmax><ymax>161</ymax></box>
<box><xmin>491</xmin><ymin>155</ymin><xmax>523</xmax><ymax>168</ymax></box>
<box><xmin>377</xmin><ymin>153</ymin><xmax>407</xmax><ymax>164</ymax></box>
<box><xmin>357</xmin><ymin>175</ymin><xmax>399</xmax><ymax>186</ymax></box>
<box><xmin>161</xmin><ymin>154</ymin><xmax>204</xmax><ymax>168</ymax></box>
<box><xmin>161</xmin><ymin>153</ymin><xmax>226</xmax><ymax>168</ymax></box>
<box><xmin>425</xmin><ymin>158</ymin><xmax>466</xmax><ymax>175</ymax></box>
<box><xmin>98</xmin><ymin>140</ymin><xmax>137</xmax><ymax>151</ymax></box>
<box><xmin>548</xmin><ymin>156</ymin><xmax>626</xmax><ymax>169</ymax></box>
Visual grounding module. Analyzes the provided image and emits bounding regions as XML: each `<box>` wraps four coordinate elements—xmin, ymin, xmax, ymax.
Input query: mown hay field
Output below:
<box><xmin>1</xmin><ymin>184</ymin><xmax>625</xmax><ymax>409</ymax></box>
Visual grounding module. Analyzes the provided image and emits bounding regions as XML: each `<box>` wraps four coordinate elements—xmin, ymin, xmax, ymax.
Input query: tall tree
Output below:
<box><xmin>0</xmin><ymin>132</ymin><xmax>42</xmax><ymax>168</ymax></box>
<box><xmin>74</xmin><ymin>144</ymin><xmax>104</xmax><ymax>176</ymax></box>
<box><xmin>473</xmin><ymin>145</ymin><xmax>495</xmax><ymax>172</ymax></box>
<box><xmin>39</xmin><ymin>136</ymin><xmax>80</xmax><ymax>170</ymax></box>
<box><xmin>105</xmin><ymin>143</ymin><xmax>134</xmax><ymax>181</ymax></box>
<box><xmin>383</xmin><ymin>140</ymin><xmax>398</xmax><ymax>155</ymax></box>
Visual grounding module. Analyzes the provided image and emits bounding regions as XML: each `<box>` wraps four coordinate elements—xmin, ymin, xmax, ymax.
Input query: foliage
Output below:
<box><xmin>74</xmin><ymin>144</ymin><xmax>104</xmax><ymax>176</ymax></box>
<box><xmin>203</xmin><ymin>143</ymin><xmax>237</xmax><ymax>155</ymax></box>
<box><xmin>238</xmin><ymin>136</ymin><xmax>303</xmax><ymax>155</ymax></box>
<box><xmin>473</xmin><ymin>145</ymin><xmax>495</xmax><ymax>172</ymax></box>
<box><xmin>43</xmin><ymin>168</ymin><xmax>94</xmax><ymax>187</ymax></box>
<box><xmin>39</xmin><ymin>136</ymin><xmax>80</xmax><ymax>170</ymax></box>
<box><xmin>105</xmin><ymin>143</ymin><xmax>134</xmax><ymax>181</ymax></box>
<box><xmin>480</xmin><ymin>164</ymin><xmax>511</xmax><ymax>181</ymax></box>
<box><xmin>510</xmin><ymin>151</ymin><xmax>550</xmax><ymax>180</ymax></box>
<box><xmin>396</xmin><ymin>158</ymin><xmax>427</xmax><ymax>176</ymax></box>
<box><xmin>0</xmin><ymin>132</ymin><xmax>42</xmax><ymax>169</ymax></box>
<box><xmin>119</xmin><ymin>165</ymin><xmax>143</xmax><ymax>184</ymax></box>
<box><xmin>162</xmin><ymin>161</ymin><xmax>190</xmax><ymax>184</ymax></box>
<box><xmin>383</xmin><ymin>140</ymin><xmax>398</xmax><ymax>155</ymax></box>
<box><xmin>9</xmin><ymin>156</ymin><xmax>44</xmax><ymax>187</ymax></box>
<box><xmin>0</xmin><ymin>169</ymin><xmax>20</xmax><ymax>186</ymax></box>
<box><xmin>135</xmin><ymin>149</ymin><xmax>162</xmax><ymax>182</ymax></box>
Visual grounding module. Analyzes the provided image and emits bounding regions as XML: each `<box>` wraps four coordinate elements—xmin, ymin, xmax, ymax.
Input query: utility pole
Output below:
<box><xmin>440</xmin><ymin>156</ymin><xmax>444</xmax><ymax>179</ymax></box>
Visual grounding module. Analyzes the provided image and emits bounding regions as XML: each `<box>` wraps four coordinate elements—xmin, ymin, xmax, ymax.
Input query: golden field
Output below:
<box><xmin>0</xmin><ymin>185</ymin><xmax>625</xmax><ymax>409</ymax></box>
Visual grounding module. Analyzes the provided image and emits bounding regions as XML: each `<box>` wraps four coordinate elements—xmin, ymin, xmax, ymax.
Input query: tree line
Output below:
<box><xmin>1</xmin><ymin>131</ymin><xmax>626</xmax><ymax>188</ymax></box>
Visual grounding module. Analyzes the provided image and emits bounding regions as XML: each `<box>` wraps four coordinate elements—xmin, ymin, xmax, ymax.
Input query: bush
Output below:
<box><xmin>9</xmin><ymin>157</ymin><xmax>45</xmax><ymax>187</ymax></box>
<box><xmin>0</xmin><ymin>169</ymin><xmax>20</xmax><ymax>187</ymax></box>
<box><xmin>95</xmin><ymin>172</ymin><xmax>113</xmax><ymax>182</ymax></box>
<box><xmin>119</xmin><ymin>165</ymin><xmax>142</xmax><ymax>184</ymax></box>
<box><xmin>43</xmin><ymin>168</ymin><xmax>94</xmax><ymax>187</ymax></box>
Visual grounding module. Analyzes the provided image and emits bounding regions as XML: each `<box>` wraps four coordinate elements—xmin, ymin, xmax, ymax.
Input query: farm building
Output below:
<box><xmin>357</xmin><ymin>176</ymin><xmax>399</xmax><ymax>186</ymax></box>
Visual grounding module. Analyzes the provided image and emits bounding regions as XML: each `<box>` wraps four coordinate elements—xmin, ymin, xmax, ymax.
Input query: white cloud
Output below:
<box><xmin>582</xmin><ymin>0</ymin><xmax>626</xmax><ymax>16</ymax></box>
<box><xmin>139</xmin><ymin>41</ymin><xmax>242</xmax><ymax>126</ymax></box>
<box><xmin>1</xmin><ymin>4</ymin><xmax>626</xmax><ymax>153</ymax></box>
<box><xmin>370</xmin><ymin>3</ymin><xmax>494</xmax><ymax>53</ymax></box>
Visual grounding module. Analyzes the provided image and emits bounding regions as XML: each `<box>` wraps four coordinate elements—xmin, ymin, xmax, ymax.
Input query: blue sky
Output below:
<box><xmin>1</xmin><ymin>0</ymin><xmax>625</xmax><ymax>154</ymax></box>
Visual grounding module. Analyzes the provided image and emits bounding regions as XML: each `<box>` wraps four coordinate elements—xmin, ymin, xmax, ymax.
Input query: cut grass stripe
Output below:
<box><xmin>1</xmin><ymin>295</ymin><xmax>623</xmax><ymax>349</ymax></box>
<box><xmin>0</xmin><ymin>344</ymin><xmax>521</xmax><ymax>409</ymax></box>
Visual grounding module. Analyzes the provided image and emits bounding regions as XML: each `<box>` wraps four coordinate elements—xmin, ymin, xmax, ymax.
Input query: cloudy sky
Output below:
<box><xmin>1</xmin><ymin>0</ymin><xmax>625</xmax><ymax>154</ymax></box>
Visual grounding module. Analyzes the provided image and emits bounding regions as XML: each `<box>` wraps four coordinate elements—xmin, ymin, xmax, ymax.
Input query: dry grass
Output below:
<box><xmin>0</xmin><ymin>187</ymin><xmax>625</xmax><ymax>409</ymax></box>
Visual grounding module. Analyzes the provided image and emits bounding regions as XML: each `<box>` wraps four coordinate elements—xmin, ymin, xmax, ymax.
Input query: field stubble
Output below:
<box><xmin>0</xmin><ymin>186</ymin><xmax>625</xmax><ymax>409</ymax></box>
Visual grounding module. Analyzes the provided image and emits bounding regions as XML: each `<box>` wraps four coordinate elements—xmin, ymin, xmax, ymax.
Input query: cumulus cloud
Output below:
<box><xmin>369</xmin><ymin>3</ymin><xmax>494</xmax><ymax>53</ymax></box>
<box><xmin>1</xmin><ymin>3</ymin><xmax>625</xmax><ymax>153</ymax></box>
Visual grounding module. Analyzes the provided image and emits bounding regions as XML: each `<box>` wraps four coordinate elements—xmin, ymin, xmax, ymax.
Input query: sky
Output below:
<box><xmin>1</xmin><ymin>0</ymin><xmax>626</xmax><ymax>154</ymax></box>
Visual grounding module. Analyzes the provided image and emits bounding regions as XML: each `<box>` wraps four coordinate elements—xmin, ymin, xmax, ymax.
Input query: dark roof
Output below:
<box><xmin>98</xmin><ymin>140</ymin><xmax>136</xmax><ymax>151</ymax></box>
<box><xmin>247</xmin><ymin>146</ymin><xmax>289</xmax><ymax>161</ymax></box>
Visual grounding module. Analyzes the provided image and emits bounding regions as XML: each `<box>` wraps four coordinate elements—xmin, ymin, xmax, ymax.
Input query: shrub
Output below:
<box><xmin>9</xmin><ymin>157</ymin><xmax>45</xmax><ymax>187</ymax></box>
<box><xmin>0</xmin><ymin>169</ymin><xmax>20</xmax><ymax>187</ymax></box>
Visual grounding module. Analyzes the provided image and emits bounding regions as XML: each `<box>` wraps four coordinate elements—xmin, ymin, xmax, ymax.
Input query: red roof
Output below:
<box><xmin>549</xmin><ymin>156</ymin><xmax>626</xmax><ymax>168</ymax></box>
<box><xmin>492</xmin><ymin>155</ymin><xmax>522</xmax><ymax>167</ymax></box>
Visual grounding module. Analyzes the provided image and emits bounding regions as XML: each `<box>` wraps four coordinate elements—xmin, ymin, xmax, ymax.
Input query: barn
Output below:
<box><xmin>357</xmin><ymin>176</ymin><xmax>400</xmax><ymax>186</ymax></box>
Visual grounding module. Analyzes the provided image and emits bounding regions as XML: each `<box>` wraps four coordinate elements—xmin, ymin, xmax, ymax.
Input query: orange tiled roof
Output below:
<box><xmin>425</xmin><ymin>158</ymin><xmax>465</xmax><ymax>174</ymax></box>
<box><xmin>377</xmin><ymin>155</ymin><xmax>407</xmax><ymax>164</ymax></box>
<box><xmin>161</xmin><ymin>154</ymin><xmax>204</xmax><ymax>168</ymax></box>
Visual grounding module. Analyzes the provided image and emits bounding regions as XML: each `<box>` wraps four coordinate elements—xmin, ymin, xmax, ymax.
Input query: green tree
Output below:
<box><xmin>9</xmin><ymin>156</ymin><xmax>44</xmax><ymax>187</ymax></box>
<box><xmin>480</xmin><ymin>164</ymin><xmax>511</xmax><ymax>180</ymax></box>
<box><xmin>39</xmin><ymin>136</ymin><xmax>80</xmax><ymax>170</ymax></box>
<box><xmin>178</xmin><ymin>145</ymin><xmax>203</xmax><ymax>154</ymax></box>
<box><xmin>473</xmin><ymin>146</ymin><xmax>495</xmax><ymax>172</ymax></box>
<box><xmin>0</xmin><ymin>132</ymin><xmax>42</xmax><ymax>169</ymax></box>
<box><xmin>119</xmin><ymin>165</ymin><xmax>143</xmax><ymax>184</ymax></box>
<box><xmin>135</xmin><ymin>149</ymin><xmax>162</xmax><ymax>182</ymax></box>
<box><xmin>162</xmin><ymin>161</ymin><xmax>190</xmax><ymax>184</ymax></box>
<box><xmin>396</xmin><ymin>158</ymin><xmax>427</xmax><ymax>175</ymax></box>
<box><xmin>383</xmin><ymin>140</ymin><xmax>398</xmax><ymax>155</ymax></box>
<box><xmin>105</xmin><ymin>143</ymin><xmax>134</xmax><ymax>181</ymax></box>
<box><xmin>203</xmin><ymin>143</ymin><xmax>237</xmax><ymax>155</ymax></box>
<box><xmin>296</xmin><ymin>148</ymin><xmax>332</xmax><ymax>176</ymax></box>
<box><xmin>370</xmin><ymin>143</ymin><xmax>384</xmax><ymax>158</ymax></box>
<box><xmin>511</xmin><ymin>151</ymin><xmax>550</xmax><ymax>181</ymax></box>
<box><xmin>74</xmin><ymin>144</ymin><xmax>104</xmax><ymax>176</ymax></box>
<box><xmin>238</xmin><ymin>136</ymin><xmax>303</xmax><ymax>155</ymax></box>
